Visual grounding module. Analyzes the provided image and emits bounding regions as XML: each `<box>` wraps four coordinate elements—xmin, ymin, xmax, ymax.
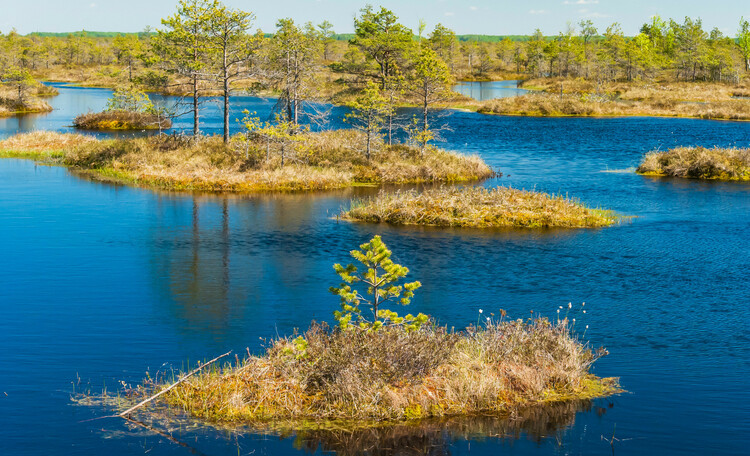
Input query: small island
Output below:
<box><xmin>0</xmin><ymin>131</ymin><xmax>493</xmax><ymax>192</ymax></box>
<box><xmin>478</xmin><ymin>79</ymin><xmax>750</xmax><ymax>121</ymax></box>
<box><xmin>73</xmin><ymin>86</ymin><xmax>172</xmax><ymax>131</ymax></box>
<box><xmin>112</xmin><ymin>236</ymin><xmax>619</xmax><ymax>429</ymax></box>
<box><xmin>0</xmin><ymin>68</ymin><xmax>56</xmax><ymax>116</ymax></box>
<box><xmin>341</xmin><ymin>186</ymin><xmax>620</xmax><ymax>228</ymax></box>
<box><xmin>637</xmin><ymin>146</ymin><xmax>750</xmax><ymax>180</ymax></box>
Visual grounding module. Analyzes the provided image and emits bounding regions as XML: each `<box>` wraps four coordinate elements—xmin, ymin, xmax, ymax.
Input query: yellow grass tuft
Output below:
<box><xmin>341</xmin><ymin>186</ymin><xmax>620</xmax><ymax>229</ymax></box>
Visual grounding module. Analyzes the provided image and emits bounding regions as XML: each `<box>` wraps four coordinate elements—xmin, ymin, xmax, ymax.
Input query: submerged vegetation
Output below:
<box><xmin>0</xmin><ymin>131</ymin><xmax>492</xmax><ymax>191</ymax></box>
<box><xmin>103</xmin><ymin>236</ymin><xmax>617</xmax><ymax>429</ymax></box>
<box><xmin>637</xmin><ymin>146</ymin><xmax>750</xmax><ymax>180</ymax></box>
<box><xmin>342</xmin><ymin>186</ymin><xmax>620</xmax><ymax>228</ymax></box>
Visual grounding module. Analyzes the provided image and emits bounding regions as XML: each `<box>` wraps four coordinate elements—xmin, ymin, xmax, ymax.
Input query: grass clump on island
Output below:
<box><xmin>341</xmin><ymin>186</ymin><xmax>619</xmax><ymax>229</ymax></box>
<box><xmin>126</xmin><ymin>236</ymin><xmax>618</xmax><ymax>428</ymax></box>
<box><xmin>637</xmin><ymin>146</ymin><xmax>750</xmax><ymax>181</ymax></box>
<box><xmin>0</xmin><ymin>130</ymin><xmax>492</xmax><ymax>192</ymax></box>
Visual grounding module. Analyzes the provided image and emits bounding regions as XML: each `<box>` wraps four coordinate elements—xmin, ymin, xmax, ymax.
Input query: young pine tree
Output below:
<box><xmin>330</xmin><ymin>235</ymin><xmax>426</xmax><ymax>331</ymax></box>
<box><xmin>344</xmin><ymin>81</ymin><xmax>391</xmax><ymax>161</ymax></box>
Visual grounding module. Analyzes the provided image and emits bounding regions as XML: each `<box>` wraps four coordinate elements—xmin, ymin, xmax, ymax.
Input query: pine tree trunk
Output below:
<box><xmin>223</xmin><ymin>47</ymin><xmax>229</xmax><ymax>144</ymax></box>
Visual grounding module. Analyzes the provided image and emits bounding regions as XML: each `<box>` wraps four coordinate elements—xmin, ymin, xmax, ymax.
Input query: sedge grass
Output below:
<box><xmin>341</xmin><ymin>186</ymin><xmax>620</xmax><ymax>229</ymax></box>
<box><xmin>637</xmin><ymin>146</ymin><xmax>750</xmax><ymax>181</ymax></box>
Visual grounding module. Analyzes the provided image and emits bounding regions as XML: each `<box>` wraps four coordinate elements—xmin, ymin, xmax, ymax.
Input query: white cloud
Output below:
<box><xmin>529</xmin><ymin>9</ymin><xmax>550</xmax><ymax>15</ymax></box>
<box><xmin>469</xmin><ymin>6</ymin><xmax>478</xmax><ymax>11</ymax></box>
<box><xmin>444</xmin><ymin>12</ymin><xmax>455</xmax><ymax>17</ymax></box>
<box><xmin>584</xmin><ymin>12</ymin><xmax>611</xmax><ymax>18</ymax></box>
<box><xmin>89</xmin><ymin>2</ymin><xmax>97</xmax><ymax>7</ymax></box>
<box><xmin>563</xmin><ymin>0</ymin><xmax>599</xmax><ymax>5</ymax></box>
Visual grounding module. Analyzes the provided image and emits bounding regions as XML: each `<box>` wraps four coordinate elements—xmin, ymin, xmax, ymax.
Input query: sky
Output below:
<box><xmin>2</xmin><ymin>0</ymin><xmax>750</xmax><ymax>37</ymax></box>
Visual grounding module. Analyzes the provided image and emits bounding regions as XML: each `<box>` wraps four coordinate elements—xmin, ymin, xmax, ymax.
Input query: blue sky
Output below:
<box><xmin>3</xmin><ymin>0</ymin><xmax>750</xmax><ymax>36</ymax></box>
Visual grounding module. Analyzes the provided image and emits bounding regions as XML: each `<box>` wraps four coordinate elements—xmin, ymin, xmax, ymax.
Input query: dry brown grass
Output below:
<box><xmin>0</xmin><ymin>131</ymin><xmax>96</xmax><ymax>153</ymax></box>
<box><xmin>479</xmin><ymin>92</ymin><xmax>750</xmax><ymax>120</ymax></box>
<box><xmin>73</xmin><ymin>110</ymin><xmax>172</xmax><ymax>130</ymax></box>
<box><xmin>341</xmin><ymin>186</ymin><xmax>619</xmax><ymax>229</ymax></box>
<box><xmin>521</xmin><ymin>77</ymin><xmax>750</xmax><ymax>102</ymax></box>
<box><xmin>637</xmin><ymin>147</ymin><xmax>750</xmax><ymax>180</ymax></box>
<box><xmin>158</xmin><ymin>317</ymin><xmax>616</xmax><ymax>427</ymax></box>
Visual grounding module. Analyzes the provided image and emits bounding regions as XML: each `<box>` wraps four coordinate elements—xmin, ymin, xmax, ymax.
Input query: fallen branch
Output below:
<box><xmin>119</xmin><ymin>351</ymin><xmax>232</xmax><ymax>417</ymax></box>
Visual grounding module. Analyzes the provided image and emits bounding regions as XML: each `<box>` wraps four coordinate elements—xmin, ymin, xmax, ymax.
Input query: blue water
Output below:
<box><xmin>453</xmin><ymin>80</ymin><xmax>528</xmax><ymax>101</ymax></box>
<box><xmin>1</xmin><ymin>85</ymin><xmax>750</xmax><ymax>455</ymax></box>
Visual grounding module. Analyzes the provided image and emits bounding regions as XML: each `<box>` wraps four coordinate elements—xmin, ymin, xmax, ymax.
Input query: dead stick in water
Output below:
<box><xmin>119</xmin><ymin>351</ymin><xmax>231</xmax><ymax>417</ymax></box>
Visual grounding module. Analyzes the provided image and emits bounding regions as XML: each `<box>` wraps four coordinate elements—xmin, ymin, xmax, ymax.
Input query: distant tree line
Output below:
<box><xmin>2</xmin><ymin>3</ymin><xmax>750</xmax><ymax>144</ymax></box>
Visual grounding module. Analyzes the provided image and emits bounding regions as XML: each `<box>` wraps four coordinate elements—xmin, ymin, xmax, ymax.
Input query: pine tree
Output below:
<box><xmin>330</xmin><ymin>235</ymin><xmax>424</xmax><ymax>331</ymax></box>
<box><xmin>344</xmin><ymin>81</ymin><xmax>391</xmax><ymax>161</ymax></box>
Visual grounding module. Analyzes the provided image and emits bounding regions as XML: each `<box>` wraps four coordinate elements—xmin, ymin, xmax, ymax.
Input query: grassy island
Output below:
<box><xmin>110</xmin><ymin>236</ymin><xmax>618</xmax><ymax>430</ymax></box>
<box><xmin>478</xmin><ymin>92</ymin><xmax>750</xmax><ymax>121</ymax></box>
<box><xmin>0</xmin><ymin>84</ymin><xmax>56</xmax><ymax>117</ymax></box>
<box><xmin>341</xmin><ymin>187</ymin><xmax>619</xmax><ymax>228</ymax></box>
<box><xmin>637</xmin><ymin>146</ymin><xmax>750</xmax><ymax>180</ymax></box>
<box><xmin>0</xmin><ymin>131</ymin><xmax>493</xmax><ymax>192</ymax></box>
<box><xmin>73</xmin><ymin>110</ymin><xmax>172</xmax><ymax>130</ymax></box>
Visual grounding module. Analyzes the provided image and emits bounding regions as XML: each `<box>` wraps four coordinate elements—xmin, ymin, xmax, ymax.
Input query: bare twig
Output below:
<box><xmin>119</xmin><ymin>351</ymin><xmax>232</xmax><ymax>417</ymax></box>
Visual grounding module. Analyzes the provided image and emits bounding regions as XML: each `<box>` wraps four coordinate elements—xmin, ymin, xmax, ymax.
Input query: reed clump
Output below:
<box><xmin>479</xmin><ymin>92</ymin><xmax>750</xmax><ymax>120</ymax></box>
<box><xmin>637</xmin><ymin>146</ymin><xmax>750</xmax><ymax>180</ymax></box>
<box><xmin>73</xmin><ymin>110</ymin><xmax>172</xmax><ymax>130</ymax></box>
<box><xmin>161</xmin><ymin>318</ymin><xmax>616</xmax><ymax>426</ymax></box>
<box><xmin>341</xmin><ymin>186</ymin><xmax>619</xmax><ymax>228</ymax></box>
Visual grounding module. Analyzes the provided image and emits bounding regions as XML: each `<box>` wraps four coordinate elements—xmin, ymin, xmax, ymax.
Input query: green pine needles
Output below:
<box><xmin>330</xmin><ymin>235</ymin><xmax>427</xmax><ymax>331</ymax></box>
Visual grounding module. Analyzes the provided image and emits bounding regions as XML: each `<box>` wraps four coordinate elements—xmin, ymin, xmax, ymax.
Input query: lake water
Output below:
<box><xmin>453</xmin><ymin>80</ymin><xmax>528</xmax><ymax>101</ymax></box>
<box><xmin>1</xmin><ymin>84</ymin><xmax>750</xmax><ymax>455</ymax></box>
